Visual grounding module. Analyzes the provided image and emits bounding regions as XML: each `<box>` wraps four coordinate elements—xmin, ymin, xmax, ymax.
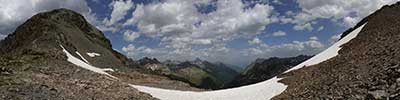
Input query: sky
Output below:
<box><xmin>0</xmin><ymin>0</ymin><xmax>398</xmax><ymax>66</ymax></box>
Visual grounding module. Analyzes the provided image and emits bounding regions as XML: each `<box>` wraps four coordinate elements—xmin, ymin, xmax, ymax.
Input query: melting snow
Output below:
<box><xmin>285</xmin><ymin>23</ymin><xmax>367</xmax><ymax>73</ymax></box>
<box><xmin>128</xmin><ymin>23</ymin><xmax>368</xmax><ymax>100</ymax></box>
<box><xmin>60</xmin><ymin>45</ymin><xmax>117</xmax><ymax>79</ymax></box>
<box><xmin>130</xmin><ymin>77</ymin><xmax>286</xmax><ymax>100</ymax></box>
<box><xmin>75</xmin><ymin>51</ymin><xmax>90</xmax><ymax>64</ymax></box>
<box><xmin>87</xmin><ymin>52</ymin><xmax>101</xmax><ymax>57</ymax></box>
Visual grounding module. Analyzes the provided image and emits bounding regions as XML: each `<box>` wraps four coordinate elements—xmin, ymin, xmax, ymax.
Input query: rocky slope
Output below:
<box><xmin>274</xmin><ymin>2</ymin><xmax>400</xmax><ymax>99</ymax></box>
<box><xmin>0</xmin><ymin>8</ymin><xmax>200</xmax><ymax>99</ymax></box>
<box><xmin>223</xmin><ymin>55</ymin><xmax>311</xmax><ymax>88</ymax></box>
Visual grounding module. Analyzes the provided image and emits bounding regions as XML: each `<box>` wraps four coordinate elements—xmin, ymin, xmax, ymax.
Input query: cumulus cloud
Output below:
<box><xmin>293</xmin><ymin>23</ymin><xmax>313</xmax><ymax>31</ymax></box>
<box><xmin>248</xmin><ymin>37</ymin><xmax>262</xmax><ymax>45</ymax></box>
<box><xmin>123</xmin><ymin>30</ymin><xmax>140</xmax><ymax>42</ymax></box>
<box><xmin>272</xmin><ymin>0</ymin><xmax>283</xmax><ymax>5</ymax></box>
<box><xmin>317</xmin><ymin>26</ymin><xmax>324</xmax><ymax>31</ymax></box>
<box><xmin>287</xmin><ymin>0</ymin><xmax>398</xmax><ymax>28</ymax></box>
<box><xmin>309</xmin><ymin>36</ymin><xmax>318</xmax><ymax>40</ymax></box>
<box><xmin>0</xmin><ymin>0</ymin><xmax>93</xmax><ymax>36</ymax></box>
<box><xmin>330</xmin><ymin>34</ymin><xmax>341</xmax><ymax>44</ymax></box>
<box><xmin>271</xmin><ymin>30</ymin><xmax>286</xmax><ymax>37</ymax></box>
<box><xmin>124</xmin><ymin>0</ymin><xmax>276</xmax><ymax>50</ymax></box>
<box><xmin>122</xmin><ymin>44</ymin><xmax>168</xmax><ymax>58</ymax></box>
<box><xmin>243</xmin><ymin>36</ymin><xmax>325</xmax><ymax>57</ymax></box>
<box><xmin>104</xmin><ymin>0</ymin><xmax>134</xmax><ymax>26</ymax></box>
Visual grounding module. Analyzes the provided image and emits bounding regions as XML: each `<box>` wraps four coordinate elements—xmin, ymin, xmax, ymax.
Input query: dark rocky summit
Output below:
<box><xmin>223</xmin><ymin>55</ymin><xmax>311</xmax><ymax>88</ymax></box>
<box><xmin>0</xmin><ymin>8</ymin><xmax>200</xmax><ymax>99</ymax></box>
<box><xmin>274</xmin><ymin>2</ymin><xmax>400</xmax><ymax>99</ymax></box>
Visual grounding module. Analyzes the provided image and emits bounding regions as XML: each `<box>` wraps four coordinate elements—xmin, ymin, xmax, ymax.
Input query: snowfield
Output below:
<box><xmin>130</xmin><ymin>77</ymin><xmax>286</xmax><ymax>100</ymax></box>
<box><xmin>75</xmin><ymin>51</ymin><xmax>90</xmax><ymax>64</ymax></box>
<box><xmin>87</xmin><ymin>52</ymin><xmax>101</xmax><ymax>57</ymax></box>
<box><xmin>60</xmin><ymin>22</ymin><xmax>367</xmax><ymax>100</ymax></box>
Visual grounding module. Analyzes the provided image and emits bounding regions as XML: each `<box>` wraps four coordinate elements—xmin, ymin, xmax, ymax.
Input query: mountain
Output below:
<box><xmin>189</xmin><ymin>58</ymin><xmax>239</xmax><ymax>85</ymax></box>
<box><xmin>223</xmin><ymin>55</ymin><xmax>312</xmax><ymax>88</ymax></box>
<box><xmin>0</xmin><ymin>8</ymin><xmax>199</xmax><ymax>99</ymax></box>
<box><xmin>274</xmin><ymin>2</ymin><xmax>400</xmax><ymax>99</ymax></box>
<box><xmin>214</xmin><ymin>62</ymin><xmax>244</xmax><ymax>73</ymax></box>
<box><xmin>137</xmin><ymin>57</ymin><xmax>239</xmax><ymax>89</ymax></box>
<box><xmin>166</xmin><ymin>61</ymin><xmax>220</xmax><ymax>89</ymax></box>
<box><xmin>116</xmin><ymin>2</ymin><xmax>400</xmax><ymax>100</ymax></box>
<box><xmin>0</xmin><ymin>8</ymin><xmax>128</xmax><ymax>69</ymax></box>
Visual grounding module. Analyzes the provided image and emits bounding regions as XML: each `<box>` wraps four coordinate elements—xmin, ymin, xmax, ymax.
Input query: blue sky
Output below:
<box><xmin>0</xmin><ymin>0</ymin><xmax>398</xmax><ymax>66</ymax></box>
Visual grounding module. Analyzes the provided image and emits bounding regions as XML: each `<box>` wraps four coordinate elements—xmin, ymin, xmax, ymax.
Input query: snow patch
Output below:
<box><xmin>128</xmin><ymin>22</ymin><xmax>368</xmax><ymax>100</ymax></box>
<box><xmin>87</xmin><ymin>52</ymin><xmax>101</xmax><ymax>57</ymax></box>
<box><xmin>75</xmin><ymin>51</ymin><xmax>90</xmax><ymax>64</ymax></box>
<box><xmin>102</xmin><ymin>68</ymin><xmax>115</xmax><ymax>72</ymax></box>
<box><xmin>60</xmin><ymin>45</ymin><xmax>117</xmax><ymax>79</ymax></box>
<box><xmin>285</xmin><ymin>23</ymin><xmax>367</xmax><ymax>73</ymax></box>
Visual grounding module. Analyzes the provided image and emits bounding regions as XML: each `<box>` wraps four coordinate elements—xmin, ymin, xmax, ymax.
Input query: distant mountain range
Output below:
<box><xmin>134</xmin><ymin>57</ymin><xmax>239</xmax><ymax>89</ymax></box>
<box><xmin>134</xmin><ymin>54</ymin><xmax>313</xmax><ymax>90</ymax></box>
<box><xmin>222</xmin><ymin>55</ymin><xmax>312</xmax><ymax>88</ymax></box>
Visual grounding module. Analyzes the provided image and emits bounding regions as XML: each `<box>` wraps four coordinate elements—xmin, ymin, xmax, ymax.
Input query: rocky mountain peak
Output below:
<box><xmin>194</xmin><ymin>57</ymin><xmax>203</xmax><ymax>62</ymax></box>
<box><xmin>0</xmin><ymin>8</ymin><xmax>127</xmax><ymax>68</ymax></box>
<box><xmin>138</xmin><ymin>57</ymin><xmax>161</xmax><ymax>65</ymax></box>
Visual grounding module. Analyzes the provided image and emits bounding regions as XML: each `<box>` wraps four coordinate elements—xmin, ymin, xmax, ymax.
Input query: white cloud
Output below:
<box><xmin>343</xmin><ymin>16</ymin><xmax>359</xmax><ymax>27</ymax></box>
<box><xmin>122</xmin><ymin>44</ymin><xmax>168</xmax><ymax>58</ymax></box>
<box><xmin>309</xmin><ymin>36</ymin><xmax>318</xmax><ymax>40</ymax></box>
<box><xmin>0</xmin><ymin>0</ymin><xmax>93</xmax><ymax>36</ymax></box>
<box><xmin>272</xmin><ymin>0</ymin><xmax>283</xmax><ymax>5</ymax></box>
<box><xmin>293</xmin><ymin>23</ymin><xmax>313</xmax><ymax>31</ymax></box>
<box><xmin>241</xmin><ymin>37</ymin><xmax>325</xmax><ymax>64</ymax></box>
<box><xmin>123</xmin><ymin>30</ymin><xmax>140</xmax><ymax>42</ymax></box>
<box><xmin>271</xmin><ymin>31</ymin><xmax>286</xmax><ymax>37</ymax></box>
<box><xmin>124</xmin><ymin>0</ymin><xmax>276</xmax><ymax>50</ymax></box>
<box><xmin>104</xmin><ymin>0</ymin><xmax>134</xmax><ymax>26</ymax></box>
<box><xmin>289</xmin><ymin>0</ymin><xmax>398</xmax><ymax>28</ymax></box>
<box><xmin>330</xmin><ymin>34</ymin><xmax>341</xmax><ymax>44</ymax></box>
<box><xmin>248</xmin><ymin>37</ymin><xmax>262</xmax><ymax>45</ymax></box>
<box><xmin>317</xmin><ymin>26</ymin><xmax>324</xmax><ymax>31</ymax></box>
<box><xmin>0</xmin><ymin>34</ymin><xmax>6</xmax><ymax>40</ymax></box>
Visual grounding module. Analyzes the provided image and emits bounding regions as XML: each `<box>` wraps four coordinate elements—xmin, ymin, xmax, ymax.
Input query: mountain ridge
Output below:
<box><xmin>136</xmin><ymin>57</ymin><xmax>239</xmax><ymax>89</ymax></box>
<box><xmin>222</xmin><ymin>55</ymin><xmax>312</xmax><ymax>89</ymax></box>
<box><xmin>274</xmin><ymin>2</ymin><xmax>400</xmax><ymax>99</ymax></box>
<box><xmin>0</xmin><ymin>8</ymin><xmax>200</xmax><ymax>99</ymax></box>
